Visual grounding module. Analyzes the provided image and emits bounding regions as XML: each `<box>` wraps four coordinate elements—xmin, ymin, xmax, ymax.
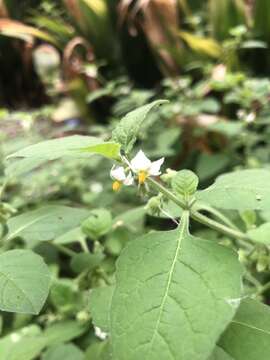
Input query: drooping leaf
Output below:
<box><xmin>219</xmin><ymin>298</ymin><xmax>270</xmax><ymax>360</ymax></box>
<box><xmin>89</xmin><ymin>285</ymin><xmax>114</xmax><ymax>332</ymax></box>
<box><xmin>42</xmin><ymin>343</ymin><xmax>84</xmax><ymax>360</ymax></box>
<box><xmin>0</xmin><ymin>19</ymin><xmax>58</xmax><ymax>45</ymax></box>
<box><xmin>198</xmin><ymin>169</ymin><xmax>270</xmax><ymax>211</ymax></box>
<box><xmin>7</xmin><ymin>206</ymin><xmax>90</xmax><ymax>242</ymax></box>
<box><xmin>0</xmin><ymin>250</ymin><xmax>51</xmax><ymax>314</ymax></box>
<box><xmin>112</xmin><ymin>100</ymin><xmax>168</xmax><ymax>153</ymax></box>
<box><xmin>5</xmin><ymin>135</ymin><xmax>120</xmax><ymax>177</ymax></box>
<box><xmin>110</xmin><ymin>212</ymin><xmax>243</xmax><ymax>360</ymax></box>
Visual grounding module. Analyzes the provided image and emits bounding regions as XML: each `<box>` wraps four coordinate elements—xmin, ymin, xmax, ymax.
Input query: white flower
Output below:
<box><xmin>110</xmin><ymin>166</ymin><xmax>133</xmax><ymax>191</ymax></box>
<box><xmin>94</xmin><ymin>326</ymin><xmax>108</xmax><ymax>340</ymax></box>
<box><xmin>130</xmin><ymin>150</ymin><xmax>164</xmax><ymax>184</ymax></box>
<box><xmin>245</xmin><ymin>112</ymin><xmax>256</xmax><ymax>123</ymax></box>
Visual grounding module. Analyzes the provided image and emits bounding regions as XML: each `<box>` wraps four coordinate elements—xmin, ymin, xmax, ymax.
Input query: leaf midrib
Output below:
<box><xmin>146</xmin><ymin>212</ymin><xmax>188</xmax><ymax>358</ymax></box>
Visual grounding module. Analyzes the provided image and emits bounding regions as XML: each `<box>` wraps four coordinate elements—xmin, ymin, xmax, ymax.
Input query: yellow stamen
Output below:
<box><xmin>138</xmin><ymin>171</ymin><xmax>148</xmax><ymax>185</ymax></box>
<box><xmin>112</xmin><ymin>181</ymin><xmax>122</xmax><ymax>192</ymax></box>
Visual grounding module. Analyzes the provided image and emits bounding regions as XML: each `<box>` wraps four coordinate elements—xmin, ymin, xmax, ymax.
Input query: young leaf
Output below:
<box><xmin>89</xmin><ymin>286</ymin><xmax>114</xmax><ymax>332</ymax></box>
<box><xmin>6</xmin><ymin>135</ymin><xmax>120</xmax><ymax>177</ymax></box>
<box><xmin>7</xmin><ymin>206</ymin><xmax>90</xmax><ymax>242</ymax></box>
<box><xmin>0</xmin><ymin>250</ymin><xmax>51</xmax><ymax>314</ymax></box>
<box><xmin>172</xmin><ymin>169</ymin><xmax>199</xmax><ymax>197</ymax></box>
<box><xmin>112</xmin><ymin>100</ymin><xmax>168</xmax><ymax>153</ymax></box>
<box><xmin>218</xmin><ymin>298</ymin><xmax>270</xmax><ymax>360</ymax></box>
<box><xmin>110</xmin><ymin>212</ymin><xmax>243</xmax><ymax>360</ymax></box>
<box><xmin>198</xmin><ymin>169</ymin><xmax>270</xmax><ymax>211</ymax></box>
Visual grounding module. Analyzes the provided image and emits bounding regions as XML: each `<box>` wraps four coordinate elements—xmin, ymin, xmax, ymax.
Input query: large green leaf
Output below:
<box><xmin>89</xmin><ymin>285</ymin><xmax>114</xmax><ymax>332</ymax></box>
<box><xmin>110</xmin><ymin>212</ymin><xmax>243</xmax><ymax>360</ymax></box>
<box><xmin>219</xmin><ymin>299</ymin><xmax>270</xmax><ymax>360</ymax></box>
<box><xmin>7</xmin><ymin>206</ymin><xmax>89</xmax><ymax>242</ymax></box>
<box><xmin>5</xmin><ymin>135</ymin><xmax>120</xmax><ymax>177</ymax></box>
<box><xmin>198</xmin><ymin>169</ymin><xmax>270</xmax><ymax>211</ymax></box>
<box><xmin>112</xmin><ymin>100</ymin><xmax>168</xmax><ymax>153</ymax></box>
<box><xmin>0</xmin><ymin>250</ymin><xmax>51</xmax><ymax>314</ymax></box>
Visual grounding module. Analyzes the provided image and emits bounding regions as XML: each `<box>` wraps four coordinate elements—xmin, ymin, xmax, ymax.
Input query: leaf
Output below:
<box><xmin>43</xmin><ymin>321</ymin><xmax>88</xmax><ymax>347</ymax></box>
<box><xmin>247</xmin><ymin>223</ymin><xmax>270</xmax><ymax>244</ymax></box>
<box><xmin>89</xmin><ymin>286</ymin><xmax>114</xmax><ymax>332</ymax></box>
<box><xmin>208</xmin><ymin>346</ymin><xmax>235</xmax><ymax>360</ymax></box>
<box><xmin>0</xmin><ymin>325</ymin><xmax>46</xmax><ymax>360</ymax></box>
<box><xmin>112</xmin><ymin>100</ymin><xmax>168</xmax><ymax>153</ymax></box>
<box><xmin>219</xmin><ymin>298</ymin><xmax>270</xmax><ymax>360</ymax></box>
<box><xmin>178</xmin><ymin>31</ymin><xmax>222</xmax><ymax>58</ymax></box>
<box><xmin>71</xmin><ymin>253</ymin><xmax>104</xmax><ymax>273</ymax></box>
<box><xmin>198</xmin><ymin>169</ymin><xmax>270</xmax><ymax>211</ymax></box>
<box><xmin>53</xmin><ymin>227</ymin><xmax>84</xmax><ymax>245</ymax></box>
<box><xmin>5</xmin><ymin>135</ymin><xmax>120</xmax><ymax>177</ymax></box>
<box><xmin>42</xmin><ymin>343</ymin><xmax>84</xmax><ymax>360</ymax></box>
<box><xmin>196</xmin><ymin>153</ymin><xmax>230</xmax><ymax>181</ymax></box>
<box><xmin>0</xmin><ymin>19</ymin><xmax>58</xmax><ymax>45</ymax></box>
<box><xmin>110</xmin><ymin>212</ymin><xmax>243</xmax><ymax>360</ymax></box>
<box><xmin>7</xmin><ymin>206</ymin><xmax>90</xmax><ymax>242</ymax></box>
<box><xmin>0</xmin><ymin>250</ymin><xmax>51</xmax><ymax>314</ymax></box>
<box><xmin>172</xmin><ymin>169</ymin><xmax>199</xmax><ymax>197</ymax></box>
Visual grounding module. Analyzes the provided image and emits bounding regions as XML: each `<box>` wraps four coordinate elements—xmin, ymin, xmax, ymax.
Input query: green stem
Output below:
<box><xmin>79</xmin><ymin>238</ymin><xmax>90</xmax><ymax>253</ymax></box>
<box><xmin>256</xmin><ymin>282</ymin><xmax>270</xmax><ymax>297</ymax></box>
<box><xmin>197</xmin><ymin>203</ymin><xmax>239</xmax><ymax>231</ymax></box>
<box><xmin>147</xmin><ymin>177</ymin><xmax>251</xmax><ymax>243</ymax></box>
<box><xmin>54</xmin><ymin>244</ymin><xmax>76</xmax><ymax>257</ymax></box>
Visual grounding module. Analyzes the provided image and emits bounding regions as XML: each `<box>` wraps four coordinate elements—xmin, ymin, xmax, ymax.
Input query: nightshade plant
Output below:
<box><xmin>2</xmin><ymin>100</ymin><xmax>270</xmax><ymax>360</ymax></box>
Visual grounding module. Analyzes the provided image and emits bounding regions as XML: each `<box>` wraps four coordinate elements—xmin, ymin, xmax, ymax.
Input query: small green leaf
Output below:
<box><xmin>81</xmin><ymin>209</ymin><xmax>112</xmax><ymax>240</ymax></box>
<box><xmin>198</xmin><ymin>169</ymin><xmax>270</xmax><ymax>211</ymax></box>
<box><xmin>0</xmin><ymin>250</ymin><xmax>51</xmax><ymax>314</ymax></box>
<box><xmin>172</xmin><ymin>169</ymin><xmax>199</xmax><ymax>197</ymax></box>
<box><xmin>247</xmin><ymin>223</ymin><xmax>270</xmax><ymax>244</ymax></box>
<box><xmin>43</xmin><ymin>321</ymin><xmax>88</xmax><ymax>347</ymax></box>
<box><xmin>219</xmin><ymin>299</ymin><xmax>270</xmax><ymax>360</ymax></box>
<box><xmin>112</xmin><ymin>100</ymin><xmax>168</xmax><ymax>153</ymax></box>
<box><xmin>6</xmin><ymin>135</ymin><xmax>120</xmax><ymax>177</ymax></box>
<box><xmin>111</xmin><ymin>212</ymin><xmax>243</xmax><ymax>360</ymax></box>
<box><xmin>42</xmin><ymin>343</ymin><xmax>84</xmax><ymax>360</ymax></box>
<box><xmin>71</xmin><ymin>253</ymin><xmax>104</xmax><ymax>273</ymax></box>
<box><xmin>0</xmin><ymin>325</ymin><xmax>46</xmax><ymax>360</ymax></box>
<box><xmin>90</xmin><ymin>286</ymin><xmax>114</xmax><ymax>332</ymax></box>
<box><xmin>7</xmin><ymin>206</ymin><xmax>90</xmax><ymax>242</ymax></box>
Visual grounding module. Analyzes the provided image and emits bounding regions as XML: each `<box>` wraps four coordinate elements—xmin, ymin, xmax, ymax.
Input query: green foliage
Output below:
<box><xmin>172</xmin><ymin>169</ymin><xmax>199</xmax><ymax>198</ymax></box>
<box><xmin>0</xmin><ymin>250</ymin><xmax>51</xmax><ymax>314</ymax></box>
<box><xmin>81</xmin><ymin>209</ymin><xmax>112</xmax><ymax>240</ymax></box>
<box><xmin>112</xmin><ymin>100</ymin><xmax>168</xmax><ymax>153</ymax></box>
<box><xmin>110</xmin><ymin>212</ymin><xmax>243</xmax><ymax>360</ymax></box>
<box><xmin>219</xmin><ymin>299</ymin><xmax>270</xmax><ymax>359</ymax></box>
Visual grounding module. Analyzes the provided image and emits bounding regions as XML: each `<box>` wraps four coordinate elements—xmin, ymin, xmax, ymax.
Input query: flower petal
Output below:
<box><xmin>110</xmin><ymin>166</ymin><xmax>126</xmax><ymax>181</ymax></box>
<box><xmin>130</xmin><ymin>150</ymin><xmax>151</xmax><ymax>172</ymax></box>
<box><xmin>149</xmin><ymin>157</ymin><xmax>164</xmax><ymax>176</ymax></box>
<box><xmin>123</xmin><ymin>172</ymin><xmax>134</xmax><ymax>186</ymax></box>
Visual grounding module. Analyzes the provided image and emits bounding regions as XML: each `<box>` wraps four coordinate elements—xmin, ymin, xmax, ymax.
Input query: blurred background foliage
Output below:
<box><xmin>3</xmin><ymin>1</ymin><xmax>270</xmax><ymax>357</ymax></box>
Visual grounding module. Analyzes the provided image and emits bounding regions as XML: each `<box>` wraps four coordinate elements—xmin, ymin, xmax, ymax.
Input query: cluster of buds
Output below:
<box><xmin>110</xmin><ymin>150</ymin><xmax>164</xmax><ymax>192</ymax></box>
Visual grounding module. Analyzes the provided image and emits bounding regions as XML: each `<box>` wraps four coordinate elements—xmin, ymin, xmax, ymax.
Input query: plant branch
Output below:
<box><xmin>147</xmin><ymin>177</ymin><xmax>251</xmax><ymax>243</ymax></box>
